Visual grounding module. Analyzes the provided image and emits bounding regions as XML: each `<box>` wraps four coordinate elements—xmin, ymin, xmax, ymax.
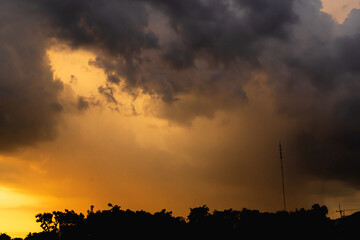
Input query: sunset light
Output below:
<box><xmin>1</xmin><ymin>0</ymin><xmax>360</xmax><ymax>239</ymax></box>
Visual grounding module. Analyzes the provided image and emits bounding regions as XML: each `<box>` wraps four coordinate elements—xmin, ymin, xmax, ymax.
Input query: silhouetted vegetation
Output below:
<box><xmin>4</xmin><ymin>203</ymin><xmax>360</xmax><ymax>239</ymax></box>
<box><xmin>0</xmin><ymin>234</ymin><xmax>11</xmax><ymax>240</ymax></box>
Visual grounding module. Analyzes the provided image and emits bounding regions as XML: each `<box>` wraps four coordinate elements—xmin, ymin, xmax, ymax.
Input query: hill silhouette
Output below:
<box><xmin>2</xmin><ymin>203</ymin><xmax>360</xmax><ymax>240</ymax></box>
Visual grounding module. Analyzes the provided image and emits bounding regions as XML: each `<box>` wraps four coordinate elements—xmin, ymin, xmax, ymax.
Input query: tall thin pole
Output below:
<box><xmin>279</xmin><ymin>142</ymin><xmax>287</xmax><ymax>211</ymax></box>
<box><xmin>337</xmin><ymin>204</ymin><xmax>345</xmax><ymax>218</ymax></box>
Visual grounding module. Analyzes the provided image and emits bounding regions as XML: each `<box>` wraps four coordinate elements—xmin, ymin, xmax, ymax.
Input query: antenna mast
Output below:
<box><xmin>279</xmin><ymin>142</ymin><xmax>287</xmax><ymax>211</ymax></box>
<box><xmin>337</xmin><ymin>204</ymin><xmax>345</xmax><ymax>218</ymax></box>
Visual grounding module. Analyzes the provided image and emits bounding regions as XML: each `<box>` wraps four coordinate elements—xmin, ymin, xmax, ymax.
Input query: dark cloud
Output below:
<box><xmin>3</xmin><ymin>0</ymin><xmax>360</xmax><ymax>190</ymax></box>
<box><xmin>260</xmin><ymin>0</ymin><xmax>360</xmax><ymax>186</ymax></box>
<box><xmin>77</xmin><ymin>96</ymin><xmax>90</xmax><ymax>111</ymax></box>
<box><xmin>28</xmin><ymin>0</ymin><xmax>298</xmax><ymax>104</ymax></box>
<box><xmin>162</xmin><ymin>42</ymin><xmax>195</xmax><ymax>70</ymax></box>
<box><xmin>0</xmin><ymin>1</ymin><xmax>63</xmax><ymax>152</ymax></box>
<box><xmin>33</xmin><ymin>0</ymin><xmax>159</xmax><ymax>56</ymax></box>
<box><xmin>33</xmin><ymin>0</ymin><xmax>159</xmax><ymax>89</ymax></box>
<box><xmin>149</xmin><ymin>0</ymin><xmax>297</xmax><ymax>67</ymax></box>
<box><xmin>98</xmin><ymin>84</ymin><xmax>118</xmax><ymax>104</ymax></box>
<box><xmin>75</xmin><ymin>95</ymin><xmax>101</xmax><ymax>112</ymax></box>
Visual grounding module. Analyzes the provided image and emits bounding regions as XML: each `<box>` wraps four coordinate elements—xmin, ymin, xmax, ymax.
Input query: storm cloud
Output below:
<box><xmin>0</xmin><ymin>1</ymin><xmax>63</xmax><ymax>152</ymax></box>
<box><xmin>261</xmin><ymin>1</ymin><xmax>360</xmax><ymax>185</ymax></box>
<box><xmin>29</xmin><ymin>0</ymin><xmax>298</xmax><ymax>105</ymax></box>
<box><xmin>2</xmin><ymin>0</ymin><xmax>360</xmax><ymax>190</ymax></box>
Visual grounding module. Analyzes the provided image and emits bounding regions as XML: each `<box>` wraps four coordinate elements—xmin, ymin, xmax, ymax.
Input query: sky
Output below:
<box><xmin>1</xmin><ymin>0</ymin><xmax>360</xmax><ymax>237</ymax></box>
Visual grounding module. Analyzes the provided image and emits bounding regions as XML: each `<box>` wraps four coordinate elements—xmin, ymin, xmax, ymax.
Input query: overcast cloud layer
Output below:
<box><xmin>1</xmin><ymin>0</ymin><xmax>360</xmax><ymax>190</ymax></box>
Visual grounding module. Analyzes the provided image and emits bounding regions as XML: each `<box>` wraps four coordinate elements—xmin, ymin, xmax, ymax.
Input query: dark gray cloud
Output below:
<box><xmin>3</xmin><ymin>0</ymin><xmax>360</xmax><ymax>189</ymax></box>
<box><xmin>34</xmin><ymin>0</ymin><xmax>159</xmax><ymax>89</ymax></box>
<box><xmin>150</xmin><ymin>0</ymin><xmax>297</xmax><ymax>66</ymax></box>
<box><xmin>29</xmin><ymin>0</ymin><xmax>297</xmax><ymax>104</ymax></box>
<box><xmin>0</xmin><ymin>1</ymin><xmax>63</xmax><ymax>152</ymax></box>
<box><xmin>33</xmin><ymin>0</ymin><xmax>159</xmax><ymax>56</ymax></box>
<box><xmin>260</xmin><ymin>0</ymin><xmax>360</xmax><ymax>186</ymax></box>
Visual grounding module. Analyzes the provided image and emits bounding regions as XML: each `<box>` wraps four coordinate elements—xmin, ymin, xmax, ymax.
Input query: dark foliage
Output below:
<box><xmin>0</xmin><ymin>234</ymin><xmax>11</xmax><ymax>240</ymax></box>
<box><xmin>8</xmin><ymin>203</ymin><xmax>358</xmax><ymax>240</ymax></box>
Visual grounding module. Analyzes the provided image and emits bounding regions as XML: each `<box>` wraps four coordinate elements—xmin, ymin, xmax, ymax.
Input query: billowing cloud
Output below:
<box><xmin>261</xmin><ymin>1</ymin><xmax>360</xmax><ymax>185</ymax></box>
<box><xmin>150</xmin><ymin>0</ymin><xmax>297</xmax><ymax>65</ymax></box>
<box><xmin>0</xmin><ymin>1</ymin><xmax>63</xmax><ymax>152</ymax></box>
<box><xmin>29</xmin><ymin>0</ymin><xmax>298</xmax><ymax>105</ymax></box>
<box><xmin>2</xmin><ymin>0</ymin><xmax>360</xmax><ymax>201</ymax></box>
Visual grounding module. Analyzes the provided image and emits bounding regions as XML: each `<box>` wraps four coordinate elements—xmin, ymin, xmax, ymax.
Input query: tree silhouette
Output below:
<box><xmin>0</xmin><ymin>233</ymin><xmax>11</xmax><ymax>240</ymax></box>
<box><xmin>35</xmin><ymin>213</ymin><xmax>57</xmax><ymax>232</ymax></box>
<box><xmin>16</xmin><ymin>203</ymin><xmax>360</xmax><ymax>240</ymax></box>
<box><xmin>53</xmin><ymin>209</ymin><xmax>84</xmax><ymax>229</ymax></box>
<box><xmin>188</xmin><ymin>205</ymin><xmax>209</xmax><ymax>224</ymax></box>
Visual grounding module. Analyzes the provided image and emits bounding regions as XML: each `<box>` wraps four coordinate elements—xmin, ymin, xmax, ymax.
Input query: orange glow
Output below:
<box><xmin>47</xmin><ymin>46</ymin><xmax>106</xmax><ymax>96</ymax></box>
<box><xmin>0</xmin><ymin>186</ymin><xmax>42</xmax><ymax>238</ymax></box>
<box><xmin>321</xmin><ymin>0</ymin><xmax>360</xmax><ymax>22</ymax></box>
<box><xmin>2</xmin><ymin>1</ymin><xmax>360</xmax><ymax>235</ymax></box>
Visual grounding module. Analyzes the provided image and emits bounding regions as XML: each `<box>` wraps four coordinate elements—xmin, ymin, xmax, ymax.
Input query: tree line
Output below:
<box><xmin>1</xmin><ymin>203</ymin><xmax>359</xmax><ymax>240</ymax></box>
